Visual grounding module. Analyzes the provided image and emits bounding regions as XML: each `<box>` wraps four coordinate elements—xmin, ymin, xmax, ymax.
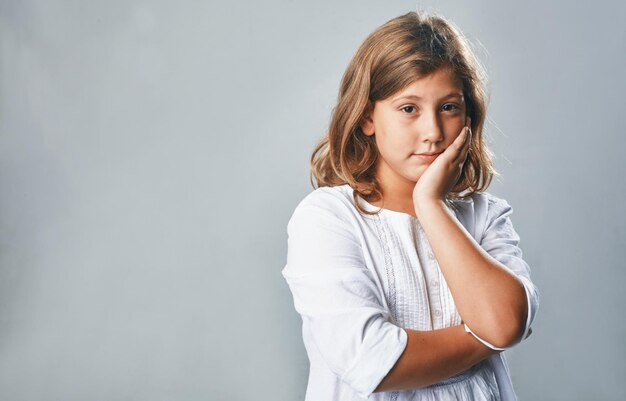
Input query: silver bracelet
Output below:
<box><xmin>463</xmin><ymin>323</ymin><xmax>508</xmax><ymax>351</ymax></box>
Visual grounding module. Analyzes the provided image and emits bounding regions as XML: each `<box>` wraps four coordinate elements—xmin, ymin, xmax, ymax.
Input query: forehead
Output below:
<box><xmin>387</xmin><ymin>67</ymin><xmax>464</xmax><ymax>102</ymax></box>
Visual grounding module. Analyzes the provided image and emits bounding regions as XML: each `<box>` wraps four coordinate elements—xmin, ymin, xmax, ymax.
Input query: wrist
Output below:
<box><xmin>414</xmin><ymin>196</ymin><xmax>446</xmax><ymax>218</ymax></box>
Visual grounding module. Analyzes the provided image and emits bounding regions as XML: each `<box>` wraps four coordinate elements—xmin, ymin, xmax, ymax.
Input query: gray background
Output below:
<box><xmin>1</xmin><ymin>0</ymin><xmax>624</xmax><ymax>400</ymax></box>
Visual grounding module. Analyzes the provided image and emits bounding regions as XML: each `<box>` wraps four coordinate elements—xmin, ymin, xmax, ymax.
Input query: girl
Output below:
<box><xmin>282</xmin><ymin>10</ymin><xmax>539</xmax><ymax>401</ymax></box>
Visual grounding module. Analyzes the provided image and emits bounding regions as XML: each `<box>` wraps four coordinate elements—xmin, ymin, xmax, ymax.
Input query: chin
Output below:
<box><xmin>404</xmin><ymin>172</ymin><xmax>423</xmax><ymax>183</ymax></box>
<box><xmin>409</xmin><ymin>168</ymin><xmax>426</xmax><ymax>182</ymax></box>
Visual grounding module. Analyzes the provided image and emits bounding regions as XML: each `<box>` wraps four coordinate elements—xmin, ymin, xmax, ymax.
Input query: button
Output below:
<box><xmin>430</xmin><ymin>279</ymin><xmax>439</xmax><ymax>287</ymax></box>
<box><xmin>428</xmin><ymin>251</ymin><xmax>435</xmax><ymax>260</ymax></box>
<box><xmin>434</xmin><ymin>309</ymin><xmax>442</xmax><ymax>317</ymax></box>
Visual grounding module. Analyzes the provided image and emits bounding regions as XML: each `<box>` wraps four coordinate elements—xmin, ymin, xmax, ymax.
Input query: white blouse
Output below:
<box><xmin>282</xmin><ymin>184</ymin><xmax>539</xmax><ymax>401</ymax></box>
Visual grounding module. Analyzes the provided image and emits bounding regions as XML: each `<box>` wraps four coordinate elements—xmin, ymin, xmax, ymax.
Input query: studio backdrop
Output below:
<box><xmin>1</xmin><ymin>1</ymin><xmax>625</xmax><ymax>400</ymax></box>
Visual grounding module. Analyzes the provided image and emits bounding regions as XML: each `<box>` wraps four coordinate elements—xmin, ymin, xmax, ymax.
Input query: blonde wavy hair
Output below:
<box><xmin>310</xmin><ymin>11</ymin><xmax>498</xmax><ymax>215</ymax></box>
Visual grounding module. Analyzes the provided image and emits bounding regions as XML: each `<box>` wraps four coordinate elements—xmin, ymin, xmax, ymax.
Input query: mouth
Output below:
<box><xmin>413</xmin><ymin>151</ymin><xmax>443</xmax><ymax>162</ymax></box>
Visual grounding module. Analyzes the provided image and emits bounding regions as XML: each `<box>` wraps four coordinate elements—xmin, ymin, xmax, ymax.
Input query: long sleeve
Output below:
<box><xmin>281</xmin><ymin>194</ymin><xmax>407</xmax><ymax>398</ymax></box>
<box><xmin>478</xmin><ymin>195</ymin><xmax>540</xmax><ymax>344</ymax></box>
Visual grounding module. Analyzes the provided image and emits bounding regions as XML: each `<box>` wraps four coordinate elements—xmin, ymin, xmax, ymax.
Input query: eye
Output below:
<box><xmin>400</xmin><ymin>105</ymin><xmax>417</xmax><ymax>113</ymax></box>
<box><xmin>441</xmin><ymin>103</ymin><xmax>460</xmax><ymax>112</ymax></box>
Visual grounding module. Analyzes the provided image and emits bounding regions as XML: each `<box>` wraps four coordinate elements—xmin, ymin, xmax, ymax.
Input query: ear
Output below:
<box><xmin>360</xmin><ymin>107</ymin><xmax>375</xmax><ymax>136</ymax></box>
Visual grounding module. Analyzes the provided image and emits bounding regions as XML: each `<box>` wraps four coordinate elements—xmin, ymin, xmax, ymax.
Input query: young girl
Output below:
<box><xmin>282</xmin><ymin>11</ymin><xmax>539</xmax><ymax>401</ymax></box>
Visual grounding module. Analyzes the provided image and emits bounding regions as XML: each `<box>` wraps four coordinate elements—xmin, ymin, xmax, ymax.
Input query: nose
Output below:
<box><xmin>419</xmin><ymin>109</ymin><xmax>444</xmax><ymax>144</ymax></box>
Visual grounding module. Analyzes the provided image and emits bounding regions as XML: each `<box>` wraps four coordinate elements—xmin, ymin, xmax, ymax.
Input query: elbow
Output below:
<box><xmin>470</xmin><ymin>305</ymin><xmax>527</xmax><ymax>349</ymax></box>
<box><xmin>483</xmin><ymin>311</ymin><xmax>526</xmax><ymax>349</ymax></box>
<box><xmin>488</xmin><ymin>281</ymin><xmax>529</xmax><ymax>348</ymax></box>
<box><xmin>487</xmin><ymin>321</ymin><xmax>524</xmax><ymax>349</ymax></box>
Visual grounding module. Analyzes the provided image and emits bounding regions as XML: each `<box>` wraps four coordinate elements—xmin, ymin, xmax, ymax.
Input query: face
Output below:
<box><xmin>361</xmin><ymin>67</ymin><xmax>467</xmax><ymax>189</ymax></box>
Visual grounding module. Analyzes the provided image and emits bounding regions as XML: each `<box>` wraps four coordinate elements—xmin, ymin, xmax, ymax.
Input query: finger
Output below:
<box><xmin>460</xmin><ymin>128</ymin><xmax>471</xmax><ymax>166</ymax></box>
<box><xmin>451</xmin><ymin>125</ymin><xmax>468</xmax><ymax>148</ymax></box>
<box><xmin>440</xmin><ymin>125</ymin><xmax>470</xmax><ymax>165</ymax></box>
<box><xmin>450</xmin><ymin>126</ymin><xmax>470</xmax><ymax>161</ymax></box>
<box><xmin>461</xmin><ymin>127</ymin><xmax>472</xmax><ymax>164</ymax></box>
<box><xmin>461</xmin><ymin>122</ymin><xmax>472</xmax><ymax>148</ymax></box>
<box><xmin>449</xmin><ymin>127</ymin><xmax>471</xmax><ymax>169</ymax></box>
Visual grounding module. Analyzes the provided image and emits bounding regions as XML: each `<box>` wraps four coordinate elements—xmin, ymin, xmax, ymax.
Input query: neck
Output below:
<box><xmin>371</xmin><ymin>164</ymin><xmax>417</xmax><ymax>216</ymax></box>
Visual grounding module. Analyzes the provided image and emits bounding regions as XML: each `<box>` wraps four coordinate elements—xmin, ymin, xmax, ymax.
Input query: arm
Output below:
<box><xmin>411</xmin><ymin>121</ymin><xmax>538</xmax><ymax>349</ymax></box>
<box><xmin>374</xmin><ymin>324</ymin><xmax>499</xmax><ymax>392</ymax></box>
<box><xmin>415</xmin><ymin>198</ymin><xmax>528</xmax><ymax>349</ymax></box>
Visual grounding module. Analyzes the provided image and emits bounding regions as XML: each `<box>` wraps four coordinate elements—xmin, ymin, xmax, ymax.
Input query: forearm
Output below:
<box><xmin>374</xmin><ymin>325</ymin><xmax>497</xmax><ymax>392</ymax></box>
<box><xmin>415</xmin><ymin>199</ymin><xmax>527</xmax><ymax>347</ymax></box>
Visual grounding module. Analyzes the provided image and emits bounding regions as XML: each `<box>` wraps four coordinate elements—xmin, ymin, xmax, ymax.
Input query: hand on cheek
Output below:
<box><xmin>412</xmin><ymin>117</ymin><xmax>472</xmax><ymax>207</ymax></box>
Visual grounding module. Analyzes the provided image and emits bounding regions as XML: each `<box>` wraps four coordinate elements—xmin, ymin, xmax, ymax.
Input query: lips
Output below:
<box><xmin>413</xmin><ymin>151</ymin><xmax>443</xmax><ymax>162</ymax></box>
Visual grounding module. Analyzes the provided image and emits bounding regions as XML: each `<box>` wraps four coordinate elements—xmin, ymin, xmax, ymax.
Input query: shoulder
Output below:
<box><xmin>290</xmin><ymin>184</ymin><xmax>357</xmax><ymax>222</ymax></box>
<box><xmin>289</xmin><ymin>184</ymin><xmax>357</xmax><ymax>230</ymax></box>
<box><xmin>477</xmin><ymin>192</ymin><xmax>514</xmax><ymax>222</ymax></box>
<box><xmin>451</xmin><ymin>191</ymin><xmax>513</xmax><ymax>216</ymax></box>
<box><xmin>447</xmin><ymin>191</ymin><xmax>514</xmax><ymax>240</ymax></box>
<box><xmin>286</xmin><ymin>185</ymin><xmax>363</xmax><ymax>251</ymax></box>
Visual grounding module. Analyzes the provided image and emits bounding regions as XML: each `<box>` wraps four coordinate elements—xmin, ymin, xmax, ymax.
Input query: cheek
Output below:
<box><xmin>374</xmin><ymin>136</ymin><xmax>407</xmax><ymax>163</ymax></box>
<box><xmin>374</xmin><ymin>125</ymin><xmax>405</xmax><ymax>148</ymax></box>
<box><xmin>444</xmin><ymin>119</ymin><xmax>466</xmax><ymax>142</ymax></box>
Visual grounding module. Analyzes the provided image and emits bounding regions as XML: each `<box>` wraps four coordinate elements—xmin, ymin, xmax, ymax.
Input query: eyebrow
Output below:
<box><xmin>391</xmin><ymin>93</ymin><xmax>464</xmax><ymax>103</ymax></box>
